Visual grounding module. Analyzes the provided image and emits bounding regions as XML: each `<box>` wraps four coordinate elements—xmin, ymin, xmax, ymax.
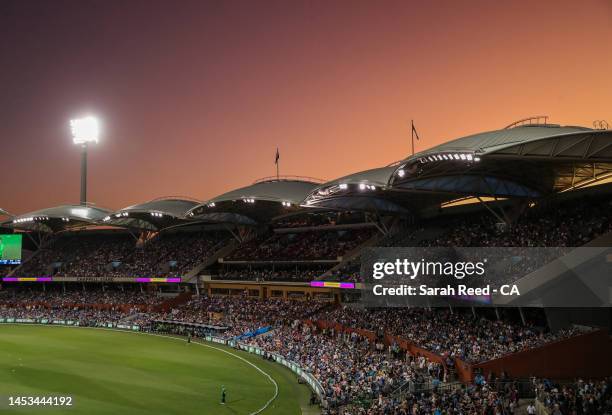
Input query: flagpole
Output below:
<box><xmin>411</xmin><ymin>119</ymin><xmax>415</xmax><ymax>156</ymax></box>
<box><xmin>275</xmin><ymin>147</ymin><xmax>280</xmax><ymax>180</ymax></box>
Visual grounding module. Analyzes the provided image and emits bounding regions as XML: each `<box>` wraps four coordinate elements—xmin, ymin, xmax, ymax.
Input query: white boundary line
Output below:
<box><xmin>3</xmin><ymin>324</ymin><xmax>278</xmax><ymax>415</ymax></box>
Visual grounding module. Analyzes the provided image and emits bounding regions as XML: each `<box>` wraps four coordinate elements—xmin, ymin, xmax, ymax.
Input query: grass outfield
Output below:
<box><xmin>0</xmin><ymin>325</ymin><xmax>317</xmax><ymax>415</ymax></box>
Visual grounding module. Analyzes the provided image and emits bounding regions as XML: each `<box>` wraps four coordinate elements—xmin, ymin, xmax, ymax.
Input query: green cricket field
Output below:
<box><xmin>0</xmin><ymin>325</ymin><xmax>316</xmax><ymax>414</ymax></box>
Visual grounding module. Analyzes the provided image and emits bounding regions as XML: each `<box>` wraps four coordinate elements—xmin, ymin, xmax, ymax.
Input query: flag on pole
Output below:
<box><xmin>411</xmin><ymin>120</ymin><xmax>420</xmax><ymax>155</ymax></box>
<box><xmin>275</xmin><ymin>147</ymin><xmax>280</xmax><ymax>179</ymax></box>
<box><xmin>411</xmin><ymin>121</ymin><xmax>420</xmax><ymax>142</ymax></box>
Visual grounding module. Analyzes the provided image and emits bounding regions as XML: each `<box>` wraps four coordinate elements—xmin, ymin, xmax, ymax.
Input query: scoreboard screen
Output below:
<box><xmin>0</xmin><ymin>234</ymin><xmax>22</xmax><ymax>265</ymax></box>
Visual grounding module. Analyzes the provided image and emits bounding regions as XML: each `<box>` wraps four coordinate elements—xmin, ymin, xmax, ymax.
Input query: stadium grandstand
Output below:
<box><xmin>2</xmin><ymin>119</ymin><xmax>612</xmax><ymax>415</ymax></box>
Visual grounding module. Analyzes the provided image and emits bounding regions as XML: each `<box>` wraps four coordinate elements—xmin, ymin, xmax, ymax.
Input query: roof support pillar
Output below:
<box><xmin>366</xmin><ymin>212</ymin><xmax>389</xmax><ymax>236</ymax></box>
<box><xmin>224</xmin><ymin>224</ymin><xmax>244</xmax><ymax>243</ymax></box>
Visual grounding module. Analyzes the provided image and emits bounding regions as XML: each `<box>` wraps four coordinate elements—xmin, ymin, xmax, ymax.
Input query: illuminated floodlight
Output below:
<box><xmin>70</xmin><ymin>208</ymin><xmax>89</xmax><ymax>218</ymax></box>
<box><xmin>339</xmin><ymin>183</ymin><xmax>348</xmax><ymax>190</ymax></box>
<box><xmin>467</xmin><ymin>154</ymin><xmax>473</xmax><ymax>161</ymax></box>
<box><xmin>70</xmin><ymin>116</ymin><xmax>100</xmax><ymax>144</ymax></box>
<box><xmin>397</xmin><ymin>169</ymin><xmax>405</xmax><ymax>177</ymax></box>
<box><xmin>359</xmin><ymin>183</ymin><xmax>366</xmax><ymax>190</ymax></box>
<box><xmin>70</xmin><ymin>115</ymin><xmax>100</xmax><ymax>206</ymax></box>
<box><xmin>207</xmin><ymin>202</ymin><xmax>216</xmax><ymax>208</ymax></box>
<box><xmin>474</xmin><ymin>157</ymin><xmax>481</xmax><ymax>162</ymax></box>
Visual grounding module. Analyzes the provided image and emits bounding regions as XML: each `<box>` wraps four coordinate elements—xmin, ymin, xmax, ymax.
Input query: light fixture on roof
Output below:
<box><xmin>70</xmin><ymin>208</ymin><xmax>89</xmax><ymax>217</ymax></box>
<box><xmin>397</xmin><ymin>169</ymin><xmax>405</xmax><ymax>178</ymax></box>
<box><xmin>359</xmin><ymin>183</ymin><xmax>366</xmax><ymax>190</ymax></box>
<box><xmin>339</xmin><ymin>183</ymin><xmax>348</xmax><ymax>190</ymax></box>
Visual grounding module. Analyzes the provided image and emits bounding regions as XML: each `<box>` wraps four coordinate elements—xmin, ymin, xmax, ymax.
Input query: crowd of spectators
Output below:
<box><xmin>318</xmin><ymin>307</ymin><xmax>584</xmax><ymax>364</ymax></box>
<box><xmin>534</xmin><ymin>377</ymin><xmax>611</xmax><ymax>415</ymax></box>
<box><xmin>1</xmin><ymin>286</ymin><xmax>587</xmax><ymax>365</ymax></box>
<box><xmin>16</xmin><ymin>236</ymin><xmax>91</xmax><ymax>277</ymax></box>
<box><xmin>226</xmin><ymin>228</ymin><xmax>373</xmax><ymax>261</ymax></box>
<box><xmin>13</xmin><ymin>231</ymin><xmax>226</xmax><ymax>279</ymax></box>
<box><xmin>421</xmin><ymin>197</ymin><xmax>612</xmax><ymax>248</ymax></box>
<box><xmin>153</xmin><ymin>294</ymin><xmax>327</xmax><ymax>339</ymax></box>
<box><xmin>332</xmin><ymin>195</ymin><xmax>612</xmax><ymax>284</ymax></box>
<box><xmin>326</xmin><ymin>260</ymin><xmax>361</xmax><ymax>282</ymax></box>
<box><xmin>0</xmin><ymin>287</ymin><xmax>605</xmax><ymax>414</ymax></box>
<box><xmin>364</xmin><ymin>379</ymin><xmax>522</xmax><ymax>415</ymax></box>
<box><xmin>0</xmin><ymin>307</ymin><xmax>138</xmax><ymax>326</ymax></box>
<box><xmin>0</xmin><ymin>286</ymin><xmax>162</xmax><ymax>308</ymax></box>
<box><xmin>0</xmin><ymin>286</ymin><xmax>328</xmax><ymax>340</ymax></box>
<box><xmin>247</xmin><ymin>322</ymin><xmax>443</xmax><ymax>410</ymax></box>
<box><xmin>214</xmin><ymin>268</ymin><xmax>327</xmax><ymax>282</ymax></box>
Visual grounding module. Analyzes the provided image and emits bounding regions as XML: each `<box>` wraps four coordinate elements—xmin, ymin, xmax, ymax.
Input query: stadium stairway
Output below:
<box><xmin>583</xmin><ymin>229</ymin><xmax>612</xmax><ymax>247</ymax></box>
<box><xmin>182</xmin><ymin>239</ymin><xmax>239</xmax><ymax>283</ymax></box>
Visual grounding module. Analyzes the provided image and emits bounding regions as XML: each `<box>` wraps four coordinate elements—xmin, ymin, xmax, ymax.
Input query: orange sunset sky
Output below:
<box><xmin>0</xmin><ymin>0</ymin><xmax>611</xmax><ymax>214</ymax></box>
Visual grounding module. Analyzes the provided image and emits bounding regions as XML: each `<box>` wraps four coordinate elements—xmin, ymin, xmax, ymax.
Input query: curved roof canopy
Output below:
<box><xmin>189</xmin><ymin>177</ymin><xmax>321</xmax><ymax>224</ymax></box>
<box><xmin>103</xmin><ymin>197</ymin><xmax>201</xmax><ymax>231</ymax></box>
<box><xmin>390</xmin><ymin>124</ymin><xmax>612</xmax><ymax>197</ymax></box>
<box><xmin>0</xmin><ymin>208</ymin><xmax>10</xmax><ymax>218</ymax></box>
<box><xmin>302</xmin><ymin>167</ymin><xmax>411</xmax><ymax>214</ymax></box>
<box><xmin>3</xmin><ymin>204</ymin><xmax>111</xmax><ymax>233</ymax></box>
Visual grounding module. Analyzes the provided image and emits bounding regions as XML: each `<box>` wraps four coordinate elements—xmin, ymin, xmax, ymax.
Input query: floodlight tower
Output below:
<box><xmin>70</xmin><ymin>116</ymin><xmax>99</xmax><ymax>206</ymax></box>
